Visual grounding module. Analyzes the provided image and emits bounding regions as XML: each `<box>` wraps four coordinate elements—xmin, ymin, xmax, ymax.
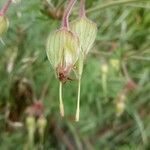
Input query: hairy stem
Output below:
<box><xmin>62</xmin><ymin>0</ymin><xmax>76</xmax><ymax>29</ymax></box>
<box><xmin>0</xmin><ymin>0</ymin><xmax>12</xmax><ymax>16</ymax></box>
<box><xmin>79</xmin><ymin>0</ymin><xmax>86</xmax><ymax>17</ymax></box>
<box><xmin>59</xmin><ymin>81</ymin><xmax>64</xmax><ymax>117</ymax></box>
<box><xmin>75</xmin><ymin>78</ymin><xmax>81</xmax><ymax>122</ymax></box>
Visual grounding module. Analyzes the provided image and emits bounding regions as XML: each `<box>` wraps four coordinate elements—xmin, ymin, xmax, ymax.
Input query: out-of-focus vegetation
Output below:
<box><xmin>0</xmin><ymin>0</ymin><xmax>150</xmax><ymax>149</ymax></box>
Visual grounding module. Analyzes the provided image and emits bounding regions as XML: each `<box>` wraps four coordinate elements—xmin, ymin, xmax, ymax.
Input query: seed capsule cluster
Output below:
<box><xmin>46</xmin><ymin>0</ymin><xmax>97</xmax><ymax>121</ymax></box>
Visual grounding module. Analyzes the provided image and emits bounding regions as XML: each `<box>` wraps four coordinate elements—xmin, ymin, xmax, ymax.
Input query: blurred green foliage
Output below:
<box><xmin>0</xmin><ymin>0</ymin><xmax>150</xmax><ymax>149</ymax></box>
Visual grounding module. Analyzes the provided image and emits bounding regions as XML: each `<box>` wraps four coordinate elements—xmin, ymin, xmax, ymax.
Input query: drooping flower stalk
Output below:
<box><xmin>61</xmin><ymin>0</ymin><xmax>77</xmax><ymax>29</ymax></box>
<box><xmin>0</xmin><ymin>0</ymin><xmax>12</xmax><ymax>16</ymax></box>
<box><xmin>79</xmin><ymin>0</ymin><xmax>86</xmax><ymax>18</ymax></box>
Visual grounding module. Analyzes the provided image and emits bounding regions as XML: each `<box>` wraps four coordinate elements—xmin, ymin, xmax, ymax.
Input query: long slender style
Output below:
<box><xmin>75</xmin><ymin>78</ymin><xmax>81</xmax><ymax>121</ymax></box>
<box><xmin>61</xmin><ymin>0</ymin><xmax>77</xmax><ymax>28</ymax></box>
<box><xmin>59</xmin><ymin>82</ymin><xmax>64</xmax><ymax>117</ymax></box>
<box><xmin>75</xmin><ymin>55</ymin><xmax>84</xmax><ymax>121</ymax></box>
<box><xmin>0</xmin><ymin>0</ymin><xmax>12</xmax><ymax>16</ymax></box>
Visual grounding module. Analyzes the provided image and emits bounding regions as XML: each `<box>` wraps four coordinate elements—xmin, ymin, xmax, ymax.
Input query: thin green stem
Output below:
<box><xmin>86</xmin><ymin>0</ymin><xmax>149</xmax><ymax>14</ymax></box>
<box><xmin>59</xmin><ymin>81</ymin><xmax>64</xmax><ymax>117</ymax></box>
<box><xmin>75</xmin><ymin>78</ymin><xmax>81</xmax><ymax>122</ymax></box>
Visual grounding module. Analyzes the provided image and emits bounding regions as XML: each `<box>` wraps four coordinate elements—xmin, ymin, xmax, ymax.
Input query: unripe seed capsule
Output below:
<box><xmin>46</xmin><ymin>28</ymin><xmax>80</xmax><ymax>82</ymax></box>
<box><xmin>0</xmin><ymin>16</ymin><xmax>9</xmax><ymax>37</ymax></box>
<box><xmin>116</xmin><ymin>93</ymin><xmax>126</xmax><ymax>117</ymax></box>
<box><xmin>26</xmin><ymin>116</ymin><xmax>36</xmax><ymax>134</ymax></box>
<box><xmin>37</xmin><ymin>117</ymin><xmax>47</xmax><ymax>132</ymax></box>
<box><xmin>37</xmin><ymin>116</ymin><xmax>47</xmax><ymax>143</ymax></box>
<box><xmin>110</xmin><ymin>59</ymin><xmax>120</xmax><ymax>71</ymax></box>
<box><xmin>101</xmin><ymin>63</ymin><xmax>108</xmax><ymax>74</ymax></box>
<box><xmin>116</xmin><ymin>101</ymin><xmax>125</xmax><ymax>117</ymax></box>
<box><xmin>26</xmin><ymin>116</ymin><xmax>36</xmax><ymax>147</ymax></box>
<box><xmin>71</xmin><ymin>17</ymin><xmax>97</xmax><ymax>55</ymax></box>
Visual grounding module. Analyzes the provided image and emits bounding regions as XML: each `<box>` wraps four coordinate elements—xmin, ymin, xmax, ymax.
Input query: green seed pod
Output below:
<box><xmin>110</xmin><ymin>59</ymin><xmax>120</xmax><ymax>71</ymax></box>
<box><xmin>37</xmin><ymin>116</ymin><xmax>47</xmax><ymax>143</ymax></box>
<box><xmin>46</xmin><ymin>28</ymin><xmax>80</xmax><ymax>82</ymax></box>
<box><xmin>26</xmin><ymin>116</ymin><xmax>36</xmax><ymax>133</ymax></box>
<box><xmin>116</xmin><ymin>93</ymin><xmax>126</xmax><ymax>117</ymax></box>
<box><xmin>71</xmin><ymin>17</ymin><xmax>97</xmax><ymax>55</ymax></box>
<box><xmin>26</xmin><ymin>116</ymin><xmax>36</xmax><ymax>146</ymax></box>
<box><xmin>37</xmin><ymin>116</ymin><xmax>47</xmax><ymax>128</ymax></box>
<box><xmin>101</xmin><ymin>63</ymin><xmax>108</xmax><ymax>74</ymax></box>
<box><xmin>0</xmin><ymin>16</ymin><xmax>9</xmax><ymax>37</ymax></box>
